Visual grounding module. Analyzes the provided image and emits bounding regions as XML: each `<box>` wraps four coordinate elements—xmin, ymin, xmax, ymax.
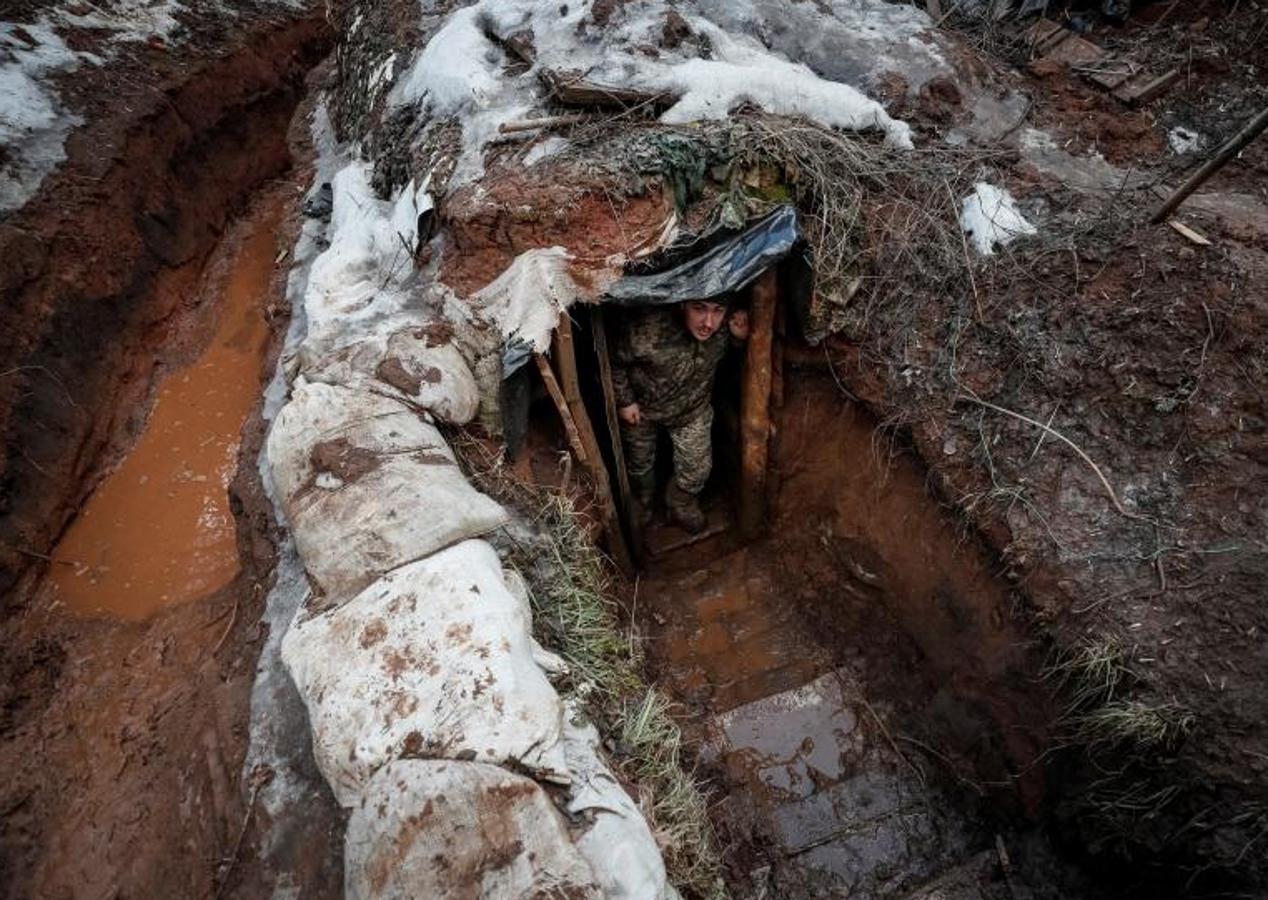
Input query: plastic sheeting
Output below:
<box><xmin>604</xmin><ymin>205</ymin><xmax>800</xmax><ymax>306</ymax></box>
<box><xmin>345</xmin><ymin>760</ymin><xmax>601</xmax><ymax>900</ymax></box>
<box><xmin>267</xmin><ymin>381</ymin><xmax>507</xmax><ymax>606</ymax></box>
<box><xmin>281</xmin><ymin>540</ymin><xmax>569</xmax><ymax>807</ymax></box>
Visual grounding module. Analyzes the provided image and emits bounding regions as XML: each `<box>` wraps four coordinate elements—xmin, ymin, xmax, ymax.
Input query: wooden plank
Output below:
<box><xmin>552</xmin><ymin>315</ymin><xmax>634</xmax><ymax>574</ymax></box>
<box><xmin>1168</xmin><ymin>220</ymin><xmax>1211</xmax><ymax>246</ymax></box>
<box><xmin>591</xmin><ymin>309</ymin><xmax>641</xmax><ymax>561</ymax></box>
<box><xmin>1042</xmin><ymin>33</ymin><xmax>1104</xmax><ymax>67</ymax></box>
<box><xmin>739</xmin><ymin>268</ymin><xmax>778</xmax><ymax>539</ymax></box>
<box><xmin>1114</xmin><ymin>68</ymin><xmax>1180</xmax><ymax>107</ymax></box>
<box><xmin>539</xmin><ymin>68</ymin><xmax>675</xmax><ymax>110</ymax></box>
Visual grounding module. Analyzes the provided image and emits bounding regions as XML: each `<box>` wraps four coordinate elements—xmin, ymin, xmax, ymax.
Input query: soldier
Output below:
<box><xmin>612</xmin><ymin>298</ymin><xmax>750</xmax><ymax>534</ymax></box>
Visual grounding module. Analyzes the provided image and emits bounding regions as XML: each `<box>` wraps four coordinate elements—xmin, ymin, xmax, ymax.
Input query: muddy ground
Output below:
<box><xmin>1</xmin><ymin>0</ymin><xmax>1265</xmax><ymax>898</ymax></box>
<box><xmin>0</xmin><ymin>5</ymin><xmax>335</xmax><ymax>898</ymax></box>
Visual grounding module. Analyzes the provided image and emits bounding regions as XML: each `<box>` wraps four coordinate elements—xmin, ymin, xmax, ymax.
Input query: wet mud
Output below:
<box><xmin>46</xmin><ymin>200</ymin><xmax>283</xmax><ymax>620</ymax></box>
<box><xmin>640</xmin><ymin>370</ymin><xmax>1066</xmax><ymax>897</ymax></box>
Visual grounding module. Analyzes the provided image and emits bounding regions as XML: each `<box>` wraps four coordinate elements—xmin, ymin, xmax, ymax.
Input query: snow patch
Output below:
<box><xmin>959</xmin><ymin>182</ymin><xmax>1036</xmax><ymax>255</ymax></box>
<box><xmin>390</xmin><ymin>0</ymin><xmax>915</xmax><ymax>188</ymax></box>
<box><xmin>1168</xmin><ymin>126</ymin><xmax>1203</xmax><ymax>156</ymax></box>
<box><xmin>650</xmin><ymin>22</ymin><xmax>911</xmax><ymax>148</ymax></box>
<box><xmin>0</xmin><ymin>23</ymin><xmax>83</xmax><ymax>213</ymax></box>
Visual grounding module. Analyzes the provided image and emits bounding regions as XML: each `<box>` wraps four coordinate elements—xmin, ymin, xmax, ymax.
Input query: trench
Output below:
<box><xmin>0</xmin><ymin>14</ymin><xmax>335</xmax><ymax>900</ymax></box>
<box><xmin>627</xmin><ymin>365</ymin><xmax>1081</xmax><ymax>896</ymax></box>
<box><xmin>45</xmin><ymin>197</ymin><xmax>283</xmax><ymax>620</ymax></box>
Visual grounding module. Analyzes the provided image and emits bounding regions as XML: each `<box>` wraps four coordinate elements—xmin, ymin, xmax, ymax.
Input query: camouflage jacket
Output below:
<box><xmin>611</xmin><ymin>307</ymin><xmax>738</xmax><ymax>426</ymax></box>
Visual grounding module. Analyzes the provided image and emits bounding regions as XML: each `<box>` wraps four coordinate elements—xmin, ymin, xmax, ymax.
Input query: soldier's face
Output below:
<box><xmin>684</xmin><ymin>301</ymin><xmax>727</xmax><ymax>341</ymax></box>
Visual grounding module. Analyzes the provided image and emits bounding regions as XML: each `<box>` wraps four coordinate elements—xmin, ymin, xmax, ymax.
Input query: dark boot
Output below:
<box><xmin>631</xmin><ymin>471</ymin><xmax>656</xmax><ymax>530</ymax></box>
<box><xmin>666</xmin><ymin>482</ymin><xmax>705</xmax><ymax>534</ymax></box>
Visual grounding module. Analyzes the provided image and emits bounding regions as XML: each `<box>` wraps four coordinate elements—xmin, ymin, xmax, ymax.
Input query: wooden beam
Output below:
<box><xmin>1151</xmin><ymin>105</ymin><xmax>1268</xmax><ymax>223</ymax></box>
<box><xmin>551</xmin><ymin>314</ymin><xmax>634</xmax><ymax>575</ymax></box>
<box><xmin>591</xmin><ymin>309</ymin><xmax>641</xmax><ymax>561</ymax></box>
<box><xmin>539</xmin><ymin>68</ymin><xmax>675</xmax><ymax>110</ymax></box>
<box><xmin>739</xmin><ymin>268</ymin><xmax>778</xmax><ymax>538</ymax></box>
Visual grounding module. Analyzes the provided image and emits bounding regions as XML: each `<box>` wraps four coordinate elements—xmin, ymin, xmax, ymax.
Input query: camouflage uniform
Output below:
<box><xmin>611</xmin><ymin>307</ymin><xmax>732</xmax><ymax>495</ymax></box>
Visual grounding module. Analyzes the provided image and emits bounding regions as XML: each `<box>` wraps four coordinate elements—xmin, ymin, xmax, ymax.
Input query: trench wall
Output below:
<box><xmin>0</xmin><ymin>10</ymin><xmax>332</xmax><ymax>601</ymax></box>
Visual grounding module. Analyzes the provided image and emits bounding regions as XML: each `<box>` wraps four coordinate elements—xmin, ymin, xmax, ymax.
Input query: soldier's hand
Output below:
<box><xmin>619</xmin><ymin>403</ymin><xmax>642</xmax><ymax>425</ymax></box>
<box><xmin>728</xmin><ymin>310</ymin><xmax>750</xmax><ymax>340</ymax></box>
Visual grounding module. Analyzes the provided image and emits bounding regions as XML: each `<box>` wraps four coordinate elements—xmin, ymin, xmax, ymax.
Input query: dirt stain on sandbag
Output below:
<box><xmin>310</xmin><ymin>437</ymin><xmax>380</xmax><ymax>483</ymax></box>
<box><xmin>375</xmin><ymin>357</ymin><xmax>421</xmax><ymax>396</ymax></box>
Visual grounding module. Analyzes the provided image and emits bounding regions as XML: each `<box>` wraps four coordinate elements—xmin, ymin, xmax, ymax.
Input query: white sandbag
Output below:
<box><xmin>281</xmin><ymin>540</ymin><xmax>569</xmax><ymax>806</ymax></box>
<box><xmin>267</xmin><ymin>381</ymin><xmax>506</xmax><ymax>605</ymax></box>
<box><xmin>301</xmin><ymin>162</ymin><xmax>433</xmax><ymax>362</ymax></box>
<box><xmin>503</xmin><ymin>566</ymin><xmax>569</xmax><ymax>678</ymax></box>
<box><xmin>345</xmin><ymin>759</ymin><xmax>601</xmax><ymax>900</ymax></box>
<box><xmin>563</xmin><ymin>708</ymin><xmax>677</xmax><ymax>900</ymax></box>
<box><xmin>302</xmin><ymin>314</ymin><xmax>480</xmax><ymax>424</ymax></box>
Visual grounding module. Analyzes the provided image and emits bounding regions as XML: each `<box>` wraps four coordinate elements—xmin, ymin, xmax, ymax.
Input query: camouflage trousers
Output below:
<box><xmin>621</xmin><ymin>404</ymin><xmax>713</xmax><ymax>495</ymax></box>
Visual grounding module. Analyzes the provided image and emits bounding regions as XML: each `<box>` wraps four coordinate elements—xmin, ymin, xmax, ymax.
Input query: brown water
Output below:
<box><xmin>46</xmin><ymin>202</ymin><xmax>282</xmax><ymax>620</ymax></box>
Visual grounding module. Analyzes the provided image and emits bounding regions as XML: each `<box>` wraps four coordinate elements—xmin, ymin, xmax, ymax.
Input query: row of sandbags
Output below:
<box><xmin>266</xmin><ymin>160</ymin><xmax>676</xmax><ymax>899</ymax></box>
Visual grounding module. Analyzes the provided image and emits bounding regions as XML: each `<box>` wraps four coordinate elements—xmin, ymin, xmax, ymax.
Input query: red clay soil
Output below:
<box><xmin>823</xmin><ymin>142</ymin><xmax>1268</xmax><ymax>897</ymax></box>
<box><xmin>0</xmin><ymin>10</ymin><xmax>336</xmax><ymax>900</ymax></box>
<box><xmin>0</xmin><ymin>7</ymin><xmax>331</xmax><ymax>603</ymax></box>
<box><xmin>440</xmin><ymin>165</ymin><xmax>675</xmax><ymax>296</ymax></box>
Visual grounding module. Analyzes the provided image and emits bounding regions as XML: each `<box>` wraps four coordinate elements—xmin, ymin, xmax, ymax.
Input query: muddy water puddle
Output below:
<box><xmin>45</xmin><ymin>201</ymin><xmax>283</xmax><ymax>620</ymax></box>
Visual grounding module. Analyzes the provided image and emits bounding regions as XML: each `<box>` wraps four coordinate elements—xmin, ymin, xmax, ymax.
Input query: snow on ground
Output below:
<box><xmin>959</xmin><ymin>182</ymin><xmax>1036</xmax><ymax>255</ymax></box>
<box><xmin>1168</xmin><ymin>126</ymin><xmax>1204</xmax><ymax>155</ymax></box>
<box><xmin>388</xmin><ymin>0</ymin><xmax>919</xmax><ymax>188</ymax></box>
<box><xmin>0</xmin><ymin>22</ymin><xmax>83</xmax><ymax>213</ymax></box>
<box><xmin>0</xmin><ymin>0</ymin><xmax>306</xmax><ymax>216</ymax></box>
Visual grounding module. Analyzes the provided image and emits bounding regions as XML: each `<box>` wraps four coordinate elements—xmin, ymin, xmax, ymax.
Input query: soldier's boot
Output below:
<box><xmin>631</xmin><ymin>471</ymin><xmax>656</xmax><ymax>531</ymax></box>
<box><xmin>666</xmin><ymin>482</ymin><xmax>706</xmax><ymax>534</ymax></box>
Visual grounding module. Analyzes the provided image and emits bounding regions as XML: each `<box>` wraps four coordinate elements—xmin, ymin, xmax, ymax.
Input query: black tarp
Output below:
<box><xmin>603</xmin><ymin>205</ymin><xmax>801</xmax><ymax>306</ymax></box>
<box><xmin>502</xmin><ymin>205</ymin><xmax>808</xmax><ymax>379</ymax></box>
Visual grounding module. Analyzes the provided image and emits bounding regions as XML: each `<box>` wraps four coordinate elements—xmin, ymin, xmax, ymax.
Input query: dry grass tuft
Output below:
<box><xmin>445</xmin><ymin>432</ymin><xmax>727</xmax><ymax>900</ymax></box>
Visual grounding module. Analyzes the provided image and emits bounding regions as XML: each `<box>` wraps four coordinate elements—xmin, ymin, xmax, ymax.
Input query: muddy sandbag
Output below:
<box><xmin>345</xmin><ymin>759</ymin><xmax>601</xmax><ymax>900</ymax></box>
<box><xmin>301</xmin><ymin>316</ymin><xmax>479</xmax><ymax>424</ymax></box>
<box><xmin>267</xmin><ymin>381</ymin><xmax>506</xmax><ymax>605</ymax></box>
<box><xmin>563</xmin><ymin>709</ymin><xmax>678</xmax><ymax>900</ymax></box>
<box><xmin>281</xmin><ymin>539</ymin><xmax>569</xmax><ymax>806</ymax></box>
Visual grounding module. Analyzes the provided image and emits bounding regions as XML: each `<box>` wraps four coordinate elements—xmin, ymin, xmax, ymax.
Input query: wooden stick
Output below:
<box><xmin>534</xmin><ymin>354</ymin><xmax>589</xmax><ymax>466</ymax></box>
<box><xmin>1151</xmin><ymin>105</ymin><xmax>1268</xmax><ymax>223</ymax></box>
<box><xmin>739</xmin><ymin>268</ymin><xmax>778</xmax><ymax>538</ymax></box>
<box><xmin>498</xmin><ymin>114</ymin><xmax>587</xmax><ymax>134</ymax></box>
<box><xmin>592</xmin><ymin>309</ymin><xmax>641</xmax><ymax>559</ymax></box>
<box><xmin>551</xmin><ymin>316</ymin><xmax>634</xmax><ymax>574</ymax></box>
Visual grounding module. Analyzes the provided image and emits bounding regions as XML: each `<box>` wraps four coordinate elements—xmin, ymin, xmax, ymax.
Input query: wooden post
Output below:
<box><xmin>739</xmin><ymin>268</ymin><xmax>778</xmax><ymax>538</ymax></box>
<box><xmin>591</xmin><ymin>309</ymin><xmax>641</xmax><ymax>561</ymax></box>
<box><xmin>551</xmin><ymin>313</ymin><xmax>634</xmax><ymax>575</ymax></box>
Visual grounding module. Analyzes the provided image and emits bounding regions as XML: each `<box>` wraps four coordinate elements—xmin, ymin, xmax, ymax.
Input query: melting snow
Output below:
<box><xmin>1168</xmin><ymin>126</ymin><xmax>1203</xmax><ymax>155</ymax></box>
<box><xmin>959</xmin><ymin>182</ymin><xmax>1036</xmax><ymax>255</ymax></box>
<box><xmin>0</xmin><ymin>22</ymin><xmax>83</xmax><ymax>213</ymax></box>
<box><xmin>1</xmin><ymin>0</ymin><xmax>306</xmax><ymax>216</ymax></box>
<box><xmin>389</xmin><ymin>0</ymin><xmax>916</xmax><ymax>188</ymax></box>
